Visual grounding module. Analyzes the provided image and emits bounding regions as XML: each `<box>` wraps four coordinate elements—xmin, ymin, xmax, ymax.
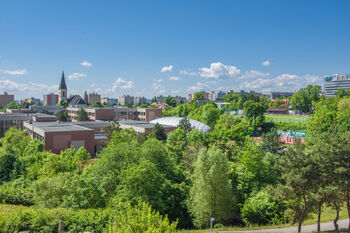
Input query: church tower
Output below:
<box><xmin>58</xmin><ymin>71</ymin><xmax>67</xmax><ymax>102</ymax></box>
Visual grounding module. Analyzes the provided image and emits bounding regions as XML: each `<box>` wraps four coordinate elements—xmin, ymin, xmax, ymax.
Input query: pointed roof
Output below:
<box><xmin>59</xmin><ymin>71</ymin><xmax>67</xmax><ymax>90</ymax></box>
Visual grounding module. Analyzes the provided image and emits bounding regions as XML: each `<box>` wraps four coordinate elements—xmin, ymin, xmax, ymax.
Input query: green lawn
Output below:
<box><xmin>179</xmin><ymin>206</ymin><xmax>348</xmax><ymax>233</ymax></box>
<box><xmin>265</xmin><ymin>114</ymin><xmax>309</xmax><ymax>124</ymax></box>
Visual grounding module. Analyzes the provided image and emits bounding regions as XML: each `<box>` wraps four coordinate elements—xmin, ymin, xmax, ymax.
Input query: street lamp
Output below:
<box><xmin>210</xmin><ymin>217</ymin><xmax>215</xmax><ymax>233</ymax></box>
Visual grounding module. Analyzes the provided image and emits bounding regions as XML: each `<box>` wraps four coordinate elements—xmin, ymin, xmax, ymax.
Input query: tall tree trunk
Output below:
<box><xmin>298</xmin><ymin>194</ymin><xmax>308</xmax><ymax>233</ymax></box>
<box><xmin>317</xmin><ymin>202</ymin><xmax>322</xmax><ymax>232</ymax></box>
<box><xmin>334</xmin><ymin>200</ymin><xmax>339</xmax><ymax>231</ymax></box>
<box><xmin>347</xmin><ymin>186</ymin><xmax>350</xmax><ymax>232</ymax></box>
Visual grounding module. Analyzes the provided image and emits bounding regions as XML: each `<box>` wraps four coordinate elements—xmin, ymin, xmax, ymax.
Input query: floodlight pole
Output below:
<box><xmin>210</xmin><ymin>217</ymin><xmax>215</xmax><ymax>233</ymax></box>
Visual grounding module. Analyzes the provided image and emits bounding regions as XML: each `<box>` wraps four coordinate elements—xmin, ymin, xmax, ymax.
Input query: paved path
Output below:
<box><xmin>218</xmin><ymin>219</ymin><xmax>349</xmax><ymax>233</ymax></box>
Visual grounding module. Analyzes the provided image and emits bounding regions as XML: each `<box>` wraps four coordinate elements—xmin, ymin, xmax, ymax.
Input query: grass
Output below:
<box><xmin>179</xmin><ymin>206</ymin><xmax>348</xmax><ymax>233</ymax></box>
<box><xmin>265</xmin><ymin>114</ymin><xmax>309</xmax><ymax>124</ymax></box>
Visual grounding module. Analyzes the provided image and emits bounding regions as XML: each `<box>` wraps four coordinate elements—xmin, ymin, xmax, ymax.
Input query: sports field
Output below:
<box><xmin>265</xmin><ymin>114</ymin><xmax>310</xmax><ymax>124</ymax></box>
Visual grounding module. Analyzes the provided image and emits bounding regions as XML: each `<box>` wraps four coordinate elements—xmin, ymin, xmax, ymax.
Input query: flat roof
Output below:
<box><xmin>24</xmin><ymin>122</ymin><xmax>92</xmax><ymax>133</ymax></box>
<box><xmin>118</xmin><ymin>119</ymin><xmax>174</xmax><ymax>129</ymax></box>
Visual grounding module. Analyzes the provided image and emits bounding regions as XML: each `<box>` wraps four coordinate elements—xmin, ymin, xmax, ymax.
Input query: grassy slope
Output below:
<box><xmin>179</xmin><ymin>206</ymin><xmax>348</xmax><ymax>232</ymax></box>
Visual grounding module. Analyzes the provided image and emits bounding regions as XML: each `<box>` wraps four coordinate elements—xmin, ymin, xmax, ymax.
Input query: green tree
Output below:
<box><xmin>243</xmin><ymin>100</ymin><xmax>266</xmax><ymax>128</ymax></box>
<box><xmin>290</xmin><ymin>85</ymin><xmax>321</xmax><ymax>113</ymax></box>
<box><xmin>93</xmin><ymin>101</ymin><xmax>103</xmax><ymax>107</ymax></box>
<box><xmin>193</xmin><ymin>92</ymin><xmax>205</xmax><ymax>101</ymax></box>
<box><xmin>165</xmin><ymin>96</ymin><xmax>177</xmax><ymax>107</ymax></box>
<box><xmin>178</xmin><ymin>117</ymin><xmax>192</xmax><ymax>133</ymax></box>
<box><xmin>83</xmin><ymin>91</ymin><xmax>88</xmax><ymax>104</ymax></box>
<box><xmin>77</xmin><ymin>108</ymin><xmax>89</xmax><ymax>121</ymax></box>
<box><xmin>188</xmin><ymin>147</ymin><xmax>234</xmax><ymax>228</ymax></box>
<box><xmin>105</xmin><ymin>120</ymin><xmax>121</xmax><ymax>139</ymax></box>
<box><xmin>5</xmin><ymin>101</ymin><xmax>20</xmax><ymax>109</ymax></box>
<box><xmin>151</xmin><ymin>123</ymin><xmax>167</xmax><ymax>141</ymax></box>
<box><xmin>56</xmin><ymin>109</ymin><xmax>68</xmax><ymax>122</ymax></box>
<box><xmin>58</xmin><ymin>99</ymin><xmax>68</xmax><ymax>108</ymax></box>
<box><xmin>151</xmin><ymin>96</ymin><xmax>157</xmax><ymax>103</ymax></box>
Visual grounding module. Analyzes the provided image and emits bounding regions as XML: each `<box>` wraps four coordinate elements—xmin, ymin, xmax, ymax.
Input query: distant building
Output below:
<box><xmin>88</xmin><ymin>93</ymin><xmax>101</xmax><ymax>105</ymax></box>
<box><xmin>67</xmin><ymin>95</ymin><xmax>86</xmax><ymax>108</ymax></box>
<box><xmin>101</xmin><ymin>97</ymin><xmax>118</xmax><ymax>106</ymax></box>
<box><xmin>156</xmin><ymin>95</ymin><xmax>186</xmax><ymax>104</ymax></box>
<box><xmin>268</xmin><ymin>92</ymin><xmax>294</xmax><ymax>99</ymax></box>
<box><xmin>0</xmin><ymin>92</ymin><xmax>14</xmax><ymax>108</ymax></box>
<box><xmin>134</xmin><ymin>96</ymin><xmax>147</xmax><ymax>105</ymax></box>
<box><xmin>115</xmin><ymin>107</ymin><xmax>162</xmax><ymax>122</ymax></box>
<box><xmin>43</xmin><ymin>93</ymin><xmax>59</xmax><ymax>106</ymax></box>
<box><xmin>58</xmin><ymin>71</ymin><xmax>68</xmax><ymax>102</ymax></box>
<box><xmin>67</xmin><ymin>107</ymin><xmax>115</xmax><ymax>122</ymax></box>
<box><xmin>29</xmin><ymin>105</ymin><xmax>64</xmax><ymax>115</ymax></box>
<box><xmin>21</xmin><ymin>97</ymin><xmax>41</xmax><ymax>105</ymax></box>
<box><xmin>188</xmin><ymin>91</ymin><xmax>209</xmax><ymax>101</ymax></box>
<box><xmin>118</xmin><ymin>95</ymin><xmax>134</xmax><ymax>105</ymax></box>
<box><xmin>324</xmin><ymin>74</ymin><xmax>350</xmax><ymax>97</ymax></box>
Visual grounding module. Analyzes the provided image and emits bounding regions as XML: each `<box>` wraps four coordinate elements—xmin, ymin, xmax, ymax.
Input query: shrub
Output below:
<box><xmin>241</xmin><ymin>190</ymin><xmax>287</xmax><ymax>225</ymax></box>
<box><xmin>0</xmin><ymin>180</ymin><xmax>34</xmax><ymax>205</ymax></box>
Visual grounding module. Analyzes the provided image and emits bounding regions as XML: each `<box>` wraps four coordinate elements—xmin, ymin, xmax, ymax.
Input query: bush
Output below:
<box><xmin>241</xmin><ymin>190</ymin><xmax>287</xmax><ymax>225</ymax></box>
<box><xmin>0</xmin><ymin>180</ymin><xmax>34</xmax><ymax>205</ymax></box>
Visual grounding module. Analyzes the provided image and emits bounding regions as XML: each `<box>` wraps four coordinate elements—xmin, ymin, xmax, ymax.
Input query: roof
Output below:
<box><xmin>24</xmin><ymin>121</ymin><xmax>93</xmax><ymax>133</ymax></box>
<box><xmin>118</xmin><ymin>119</ymin><xmax>174</xmax><ymax>129</ymax></box>
<box><xmin>150</xmin><ymin>117</ymin><xmax>210</xmax><ymax>133</ymax></box>
<box><xmin>67</xmin><ymin>95</ymin><xmax>86</xmax><ymax>106</ymax></box>
<box><xmin>59</xmin><ymin>71</ymin><xmax>67</xmax><ymax>90</ymax></box>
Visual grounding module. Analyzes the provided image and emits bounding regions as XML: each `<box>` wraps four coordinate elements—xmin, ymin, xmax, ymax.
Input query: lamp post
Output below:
<box><xmin>210</xmin><ymin>217</ymin><xmax>215</xmax><ymax>233</ymax></box>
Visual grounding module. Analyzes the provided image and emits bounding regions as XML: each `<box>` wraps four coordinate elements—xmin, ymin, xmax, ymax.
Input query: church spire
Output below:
<box><xmin>59</xmin><ymin>71</ymin><xmax>67</xmax><ymax>90</ymax></box>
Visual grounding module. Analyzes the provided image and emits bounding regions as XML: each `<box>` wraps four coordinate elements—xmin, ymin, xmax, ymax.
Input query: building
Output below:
<box><xmin>118</xmin><ymin>120</ymin><xmax>176</xmax><ymax>134</ymax></box>
<box><xmin>115</xmin><ymin>107</ymin><xmax>162</xmax><ymax>122</ymax></box>
<box><xmin>324</xmin><ymin>74</ymin><xmax>350</xmax><ymax>97</ymax></box>
<box><xmin>88</xmin><ymin>93</ymin><xmax>101</xmax><ymax>105</ymax></box>
<box><xmin>150</xmin><ymin>117</ymin><xmax>210</xmax><ymax>133</ymax></box>
<box><xmin>21</xmin><ymin>97</ymin><xmax>41</xmax><ymax>105</ymax></box>
<box><xmin>134</xmin><ymin>96</ymin><xmax>147</xmax><ymax>105</ymax></box>
<box><xmin>188</xmin><ymin>91</ymin><xmax>209</xmax><ymax>101</ymax></box>
<box><xmin>67</xmin><ymin>95</ymin><xmax>86</xmax><ymax>108</ymax></box>
<box><xmin>29</xmin><ymin>105</ymin><xmax>64</xmax><ymax>115</ymax></box>
<box><xmin>6</xmin><ymin>108</ymin><xmax>37</xmax><ymax>114</ymax></box>
<box><xmin>23</xmin><ymin>121</ymin><xmax>112</xmax><ymax>155</ymax></box>
<box><xmin>156</xmin><ymin>95</ymin><xmax>186</xmax><ymax>104</ymax></box>
<box><xmin>268</xmin><ymin>92</ymin><xmax>295</xmax><ymax>99</ymax></box>
<box><xmin>101</xmin><ymin>97</ymin><xmax>118</xmax><ymax>106</ymax></box>
<box><xmin>43</xmin><ymin>93</ymin><xmax>59</xmax><ymax>106</ymax></box>
<box><xmin>0</xmin><ymin>113</ymin><xmax>57</xmax><ymax>137</ymax></box>
<box><xmin>118</xmin><ymin>95</ymin><xmax>134</xmax><ymax>105</ymax></box>
<box><xmin>0</xmin><ymin>92</ymin><xmax>14</xmax><ymax>108</ymax></box>
<box><xmin>67</xmin><ymin>107</ymin><xmax>115</xmax><ymax>122</ymax></box>
<box><xmin>58</xmin><ymin>71</ymin><xmax>68</xmax><ymax>102</ymax></box>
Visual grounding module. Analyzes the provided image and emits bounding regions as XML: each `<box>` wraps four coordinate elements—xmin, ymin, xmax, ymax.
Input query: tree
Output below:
<box><xmin>151</xmin><ymin>96</ymin><xmax>157</xmax><ymax>103</ymax></box>
<box><xmin>5</xmin><ymin>101</ymin><xmax>20</xmax><ymax>109</ymax></box>
<box><xmin>243</xmin><ymin>100</ymin><xmax>266</xmax><ymax>128</ymax></box>
<box><xmin>151</xmin><ymin>123</ymin><xmax>167</xmax><ymax>141</ymax></box>
<box><xmin>56</xmin><ymin>109</ymin><xmax>69</xmax><ymax>122</ymax></box>
<box><xmin>178</xmin><ymin>117</ymin><xmax>192</xmax><ymax>133</ymax></box>
<box><xmin>58</xmin><ymin>99</ymin><xmax>68</xmax><ymax>108</ymax></box>
<box><xmin>84</xmin><ymin>91</ymin><xmax>88</xmax><ymax>104</ymax></box>
<box><xmin>93</xmin><ymin>101</ymin><xmax>103</xmax><ymax>107</ymax></box>
<box><xmin>77</xmin><ymin>108</ymin><xmax>89</xmax><ymax>121</ymax></box>
<box><xmin>105</xmin><ymin>120</ymin><xmax>121</xmax><ymax>139</ymax></box>
<box><xmin>165</xmin><ymin>96</ymin><xmax>177</xmax><ymax>107</ymax></box>
<box><xmin>188</xmin><ymin>147</ymin><xmax>234</xmax><ymax>228</ymax></box>
<box><xmin>290</xmin><ymin>85</ymin><xmax>321</xmax><ymax>113</ymax></box>
<box><xmin>277</xmin><ymin>141</ymin><xmax>318</xmax><ymax>232</ymax></box>
<box><xmin>193</xmin><ymin>92</ymin><xmax>205</xmax><ymax>101</ymax></box>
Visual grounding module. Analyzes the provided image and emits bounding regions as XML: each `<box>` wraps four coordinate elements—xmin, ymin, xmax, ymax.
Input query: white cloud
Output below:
<box><xmin>111</xmin><ymin>77</ymin><xmax>135</xmax><ymax>92</ymax></box>
<box><xmin>262</xmin><ymin>60</ymin><xmax>271</xmax><ymax>66</ymax></box>
<box><xmin>180</xmin><ymin>70</ymin><xmax>197</xmax><ymax>76</ymax></box>
<box><xmin>171</xmin><ymin>90</ymin><xmax>181</xmax><ymax>95</ymax></box>
<box><xmin>2</xmin><ymin>69</ymin><xmax>28</xmax><ymax>75</ymax></box>
<box><xmin>161</xmin><ymin>65</ymin><xmax>173</xmax><ymax>72</ymax></box>
<box><xmin>240</xmin><ymin>70</ymin><xmax>270</xmax><ymax>80</ymax></box>
<box><xmin>199</xmin><ymin>62</ymin><xmax>240</xmax><ymax>79</ymax></box>
<box><xmin>187</xmin><ymin>82</ymin><xmax>209</xmax><ymax>92</ymax></box>
<box><xmin>68</xmin><ymin>73</ymin><xmax>87</xmax><ymax>80</ymax></box>
<box><xmin>239</xmin><ymin>73</ymin><xmax>322</xmax><ymax>92</ymax></box>
<box><xmin>0</xmin><ymin>79</ymin><xmax>58</xmax><ymax>98</ymax></box>
<box><xmin>169</xmin><ymin>76</ymin><xmax>181</xmax><ymax>81</ymax></box>
<box><xmin>80</xmin><ymin>61</ymin><xmax>93</xmax><ymax>67</ymax></box>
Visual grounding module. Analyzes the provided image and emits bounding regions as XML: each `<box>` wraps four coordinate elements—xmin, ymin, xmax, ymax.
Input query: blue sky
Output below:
<box><xmin>0</xmin><ymin>0</ymin><xmax>349</xmax><ymax>99</ymax></box>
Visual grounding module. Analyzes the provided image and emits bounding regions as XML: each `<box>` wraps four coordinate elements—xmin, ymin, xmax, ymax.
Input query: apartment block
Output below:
<box><xmin>101</xmin><ymin>97</ymin><xmax>118</xmax><ymax>106</ymax></box>
<box><xmin>67</xmin><ymin>107</ymin><xmax>115</xmax><ymax>122</ymax></box>
<box><xmin>88</xmin><ymin>93</ymin><xmax>101</xmax><ymax>105</ymax></box>
<box><xmin>118</xmin><ymin>95</ymin><xmax>134</xmax><ymax>105</ymax></box>
<box><xmin>0</xmin><ymin>92</ymin><xmax>14</xmax><ymax>108</ymax></box>
<box><xmin>324</xmin><ymin>74</ymin><xmax>350</xmax><ymax>97</ymax></box>
<box><xmin>156</xmin><ymin>95</ymin><xmax>186</xmax><ymax>104</ymax></box>
<box><xmin>43</xmin><ymin>93</ymin><xmax>59</xmax><ymax>106</ymax></box>
<box><xmin>134</xmin><ymin>96</ymin><xmax>147</xmax><ymax>105</ymax></box>
<box><xmin>21</xmin><ymin>97</ymin><xmax>41</xmax><ymax>105</ymax></box>
<box><xmin>115</xmin><ymin>107</ymin><xmax>162</xmax><ymax>122</ymax></box>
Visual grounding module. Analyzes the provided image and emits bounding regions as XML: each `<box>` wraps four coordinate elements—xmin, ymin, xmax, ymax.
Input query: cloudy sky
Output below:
<box><xmin>0</xmin><ymin>0</ymin><xmax>349</xmax><ymax>99</ymax></box>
